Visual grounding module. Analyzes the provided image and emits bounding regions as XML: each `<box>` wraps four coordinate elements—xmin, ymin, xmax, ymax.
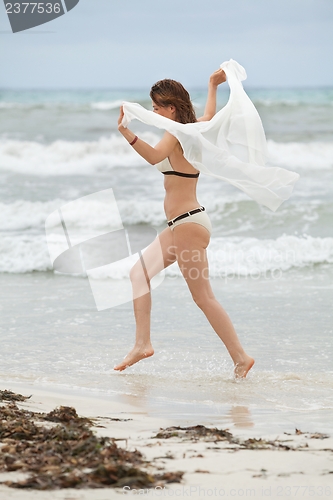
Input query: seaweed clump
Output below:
<box><xmin>154</xmin><ymin>425</ymin><xmax>310</xmax><ymax>451</ymax></box>
<box><xmin>154</xmin><ymin>425</ymin><xmax>234</xmax><ymax>442</ymax></box>
<box><xmin>0</xmin><ymin>390</ymin><xmax>31</xmax><ymax>403</ymax></box>
<box><xmin>0</xmin><ymin>397</ymin><xmax>183</xmax><ymax>490</ymax></box>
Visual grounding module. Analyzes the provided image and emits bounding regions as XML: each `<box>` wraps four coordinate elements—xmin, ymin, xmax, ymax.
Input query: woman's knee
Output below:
<box><xmin>191</xmin><ymin>289</ymin><xmax>215</xmax><ymax>310</ymax></box>
<box><xmin>129</xmin><ymin>262</ymin><xmax>150</xmax><ymax>286</ymax></box>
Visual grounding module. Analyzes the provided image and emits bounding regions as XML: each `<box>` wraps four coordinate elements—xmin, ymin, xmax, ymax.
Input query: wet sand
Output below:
<box><xmin>0</xmin><ymin>384</ymin><xmax>332</xmax><ymax>499</ymax></box>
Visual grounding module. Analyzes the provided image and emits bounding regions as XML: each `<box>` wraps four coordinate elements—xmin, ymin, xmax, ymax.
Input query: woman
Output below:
<box><xmin>114</xmin><ymin>68</ymin><xmax>255</xmax><ymax>378</ymax></box>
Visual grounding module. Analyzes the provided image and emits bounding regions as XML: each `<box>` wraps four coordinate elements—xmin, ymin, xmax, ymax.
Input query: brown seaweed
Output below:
<box><xmin>154</xmin><ymin>425</ymin><xmax>234</xmax><ymax>442</ymax></box>
<box><xmin>0</xmin><ymin>390</ymin><xmax>31</xmax><ymax>402</ymax></box>
<box><xmin>240</xmin><ymin>438</ymin><xmax>292</xmax><ymax>451</ymax></box>
<box><xmin>295</xmin><ymin>429</ymin><xmax>329</xmax><ymax>440</ymax></box>
<box><xmin>0</xmin><ymin>397</ymin><xmax>183</xmax><ymax>490</ymax></box>
<box><xmin>154</xmin><ymin>425</ymin><xmax>330</xmax><ymax>452</ymax></box>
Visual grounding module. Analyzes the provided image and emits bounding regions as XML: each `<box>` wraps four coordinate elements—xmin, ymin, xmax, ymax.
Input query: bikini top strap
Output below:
<box><xmin>162</xmin><ymin>171</ymin><xmax>200</xmax><ymax>178</ymax></box>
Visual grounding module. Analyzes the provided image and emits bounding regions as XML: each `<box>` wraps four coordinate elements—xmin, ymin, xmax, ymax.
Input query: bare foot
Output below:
<box><xmin>114</xmin><ymin>344</ymin><xmax>154</xmax><ymax>372</ymax></box>
<box><xmin>234</xmin><ymin>355</ymin><xmax>255</xmax><ymax>379</ymax></box>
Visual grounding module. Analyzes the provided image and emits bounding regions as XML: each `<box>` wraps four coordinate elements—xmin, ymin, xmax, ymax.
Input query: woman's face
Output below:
<box><xmin>152</xmin><ymin>101</ymin><xmax>176</xmax><ymax>120</ymax></box>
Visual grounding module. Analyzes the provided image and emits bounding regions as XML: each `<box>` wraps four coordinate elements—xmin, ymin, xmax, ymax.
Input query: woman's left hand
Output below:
<box><xmin>209</xmin><ymin>69</ymin><xmax>226</xmax><ymax>87</ymax></box>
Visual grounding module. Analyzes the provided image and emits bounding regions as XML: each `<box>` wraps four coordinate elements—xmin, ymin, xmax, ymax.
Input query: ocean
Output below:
<box><xmin>0</xmin><ymin>86</ymin><xmax>332</xmax><ymax>434</ymax></box>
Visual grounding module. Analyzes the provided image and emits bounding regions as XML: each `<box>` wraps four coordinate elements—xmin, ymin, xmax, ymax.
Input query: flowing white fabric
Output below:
<box><xmin>122</xmin><ymin>59</ymin><xmax>300</xmax><ymax>212</ymax></box>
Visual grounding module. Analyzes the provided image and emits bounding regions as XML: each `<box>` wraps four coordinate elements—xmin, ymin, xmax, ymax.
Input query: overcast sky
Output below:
<box><xmin>1</xmin><ymin>0</ymin><xmax>332</xmax><ymax>89</ymax></box>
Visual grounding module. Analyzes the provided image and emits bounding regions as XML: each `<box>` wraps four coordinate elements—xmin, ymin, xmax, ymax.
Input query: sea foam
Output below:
<box><xmin>267</xmin><ymin>140</ymin><xmax>333</xmax><ymax>170</ymax></box>
<box><xmin>1</xmin><ymin>136</ymin><xmax>332</xmax><ymax>175</ymax></box>
<box><xmin>1</xmin><ymin>231</ymin><xmax>332</xmax><ymax>275</ymax></box>
<box><xmin>0</xmin><ymin>133</ymin><xmax>159</xmax><ymax>175</ymax></box>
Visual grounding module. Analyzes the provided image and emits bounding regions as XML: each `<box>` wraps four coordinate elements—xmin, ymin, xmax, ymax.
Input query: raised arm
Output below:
<box><xmin>197</xmin><ymin>68</ymin><xmax>226</xmax><ymax>122</ymax></box>
<box><xmin>118</xmin><ymin>106</ymin><xmax>178</xmax><ymax>165</ymax></box>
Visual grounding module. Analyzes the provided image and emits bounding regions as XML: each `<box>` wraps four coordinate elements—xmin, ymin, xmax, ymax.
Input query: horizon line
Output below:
<box><xmin>1</xmin><ymin>85</ymin><xmax>332</xmax><ymax>92</ymax></box>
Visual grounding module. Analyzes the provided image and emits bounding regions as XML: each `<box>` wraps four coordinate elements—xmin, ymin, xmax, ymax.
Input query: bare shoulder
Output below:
<box><xmin>163</xmin><ymin>131</ymin><xmax>178</xmax><ymax>144</ymax></box>
<box><xmin>160</xmin><ymin>131</ymin><xmax>179</xmax><ymax>153</ymax></box>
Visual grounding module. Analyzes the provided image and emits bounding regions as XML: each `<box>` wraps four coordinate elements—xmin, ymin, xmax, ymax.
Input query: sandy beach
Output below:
<box><xmin>1</xmin><ymin>384</ymin><xmax>332</xmax><ymax>500</ymax></box>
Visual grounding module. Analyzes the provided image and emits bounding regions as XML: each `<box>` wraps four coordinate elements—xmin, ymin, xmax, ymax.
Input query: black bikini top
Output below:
<box><xmin>162</xmin><ymin>170</ymin><xmax>199</xmax><ymax>178</ymax></box>
<box><xmin>156</xmin><ymin>158</ymin><xmax>199</xmax><ymax>178</ymax></box>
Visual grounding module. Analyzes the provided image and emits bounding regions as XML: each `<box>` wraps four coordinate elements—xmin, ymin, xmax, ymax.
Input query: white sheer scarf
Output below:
<box><xmin>121</xmin><ymin>59</ymin><xmax>300</xmax><ymax>212</ymax></box>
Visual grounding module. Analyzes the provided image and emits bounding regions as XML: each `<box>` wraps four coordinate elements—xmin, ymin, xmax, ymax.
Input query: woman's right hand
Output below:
<box><xmin>209</xmin><ymin>68</ymin><xmax>226</xmax><ymax>87</ymax></box>
<box><xmin>118</xmin><ymin>105</ymin><xmax>125</xmax><ymax>130</ymax></box>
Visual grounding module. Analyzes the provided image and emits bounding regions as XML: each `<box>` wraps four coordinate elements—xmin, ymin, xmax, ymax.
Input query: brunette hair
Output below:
<box><xmin>150</xmin><ymin>79</ymin><xmax>197</xmax><ymax>124</ymax></box>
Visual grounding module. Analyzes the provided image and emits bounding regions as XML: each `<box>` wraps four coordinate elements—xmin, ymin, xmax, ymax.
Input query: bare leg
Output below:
<box><xmin>114</xmin><ymin>228</ymin><xmax>176</xmax><ymax>371</ymax></box>
<box><xmin>173</xmin><ymin>223</ymin><xmax>254</xmax><ymax>378</ymax></box>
